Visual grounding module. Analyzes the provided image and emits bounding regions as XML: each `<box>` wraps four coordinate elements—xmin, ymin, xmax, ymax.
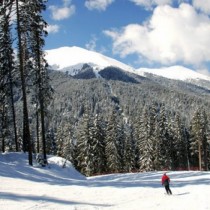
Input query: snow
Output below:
<box><xmin>136</xmin><ymin>65</ymin><xmax>210</xmax><ymax>82</ymax></box>
<box><xmin>1</xmin><ymin>152</ymin><xmax>210</xmax><ymax>210</ymax></box>
<box><xmin>45</xmin><ymin>46</ymin><xmax>210</xmax><ymax>82</ymax></box>
<box><xmin>45</xmin><ymin>46</ymin><xmax>134</xmax><ymax>73</ymax></box>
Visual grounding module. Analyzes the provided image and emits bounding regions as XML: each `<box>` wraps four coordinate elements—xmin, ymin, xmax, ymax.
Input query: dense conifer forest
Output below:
<box><xmin>43</xmin><ymin>70</ymin><xmax>210</xmax><ymax>175</ymax></box>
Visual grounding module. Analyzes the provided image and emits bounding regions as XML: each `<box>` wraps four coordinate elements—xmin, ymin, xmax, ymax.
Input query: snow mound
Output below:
<box><xmin>47</xmin><ymin>156</ymin><xmax>86</xmax><ymax>180</ymax></box>
<box><xmin>0</xmin><ymin>152</ymin><xmax>86</xmax><ymax>182</ymax></box>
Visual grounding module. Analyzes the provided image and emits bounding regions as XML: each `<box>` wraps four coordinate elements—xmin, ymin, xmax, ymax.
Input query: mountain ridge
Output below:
<box><xmin>137</xmin><ymin>65</ymin><xmax>210</xmax><ymax>82</ymax></box>
<box><xmin>45</xmin><ymin>46</ymin><xmax>134</xmax><ymax>73</ymax></box>
<box><xmin>45</xmin><ymin>46</ymin><xmax>210</xmax><ymax>83</ymax></box>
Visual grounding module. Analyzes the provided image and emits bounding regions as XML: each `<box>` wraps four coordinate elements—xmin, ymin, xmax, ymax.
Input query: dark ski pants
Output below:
<box><xmin>165</xmin><ymin>185</ymin><xmax>172</xmax><ymax>195</ymax></box>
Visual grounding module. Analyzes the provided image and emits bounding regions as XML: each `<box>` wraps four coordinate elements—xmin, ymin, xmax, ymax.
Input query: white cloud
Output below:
<box><xmin>85</xmin><ymin>36</ymin><xmax>97</xmax><ymax>51</ymax></box>
<box><xmin>85</xmin><ymin>0</ymin><xmax>115</xmax><ymax>11</ymax></box>
<box><xmin>49</xmin><ymin>0</ymin><xmax>75</xmax><ymax>21</ymax></box>
<box><xmin>85</xmin><ymin>35</ymin><xmax>107</xmax><ymax>54</ymax></box>
<box><xmin>193</xmin><ymin>0</ymin><xmax>210</xmax><ymax>14</ymax></box>
<box><xmin>46</xmin><ymin>24</ymin><xmax>60</xmax><ymax>34</ymax></box>
<box><xmin>196</xmin><ymin>68</ymin><xmax>210</xmax><ymax>77</ymax></box>
<box><xmin>104</xmin><ymin>3</ymin><xmax>210</xmax><ymax>67</ymax></box>
<box><xmin>129</xmin><ymin>0</ymin><xmax>173</xmax><ymax>10</ymax></box>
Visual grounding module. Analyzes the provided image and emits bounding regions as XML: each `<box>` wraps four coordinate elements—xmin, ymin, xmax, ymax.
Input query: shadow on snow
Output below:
<box><xmin>0</xmin><ymin>192</ymin><xmax>111</xmax><ymax>208</ymax></box>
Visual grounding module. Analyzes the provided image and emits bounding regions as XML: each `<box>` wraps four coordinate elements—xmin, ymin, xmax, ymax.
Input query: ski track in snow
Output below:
<box><xmin>0</xmin><ymin>152</ymin><xmax>210</xmax><ymax>210</ymax></box>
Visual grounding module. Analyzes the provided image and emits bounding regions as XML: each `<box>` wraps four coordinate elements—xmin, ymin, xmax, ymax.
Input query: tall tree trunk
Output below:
<box><xmin>1</xmin><ymin>105</ymin><xmax>5</xmax><ymax>153</ymax></box>
<box><xmin>8</xmin><ymin>62</ymin><xmax>18</xmax><ymax>151</ymax></box>
<box><xmin>15</xmin><ymin>0</ymin><xmax>32</xmax><ymax>165</ymax></box>
<box><xmin>198</xmin><ymin>140</ymin><xmax>202</xmax><ymax>171</ymax></box>
<box><xmin>40</xmin><ymin>97</ymin><xmax>47</xmax><ymax>162</ymax></box>
<box><xmin>36</xmin><ymin>30</ymin><xmax>47</xmax><ymax>164</ymax></box>
<box><xmin>203</xmin><ymin>137</ymin><xmax>208</xmax><ymax>171</ymax></box>
<box><xmin>36</xmin><ymin>108</ymin><xmax>40</xmax><ymax>153</ymax></box>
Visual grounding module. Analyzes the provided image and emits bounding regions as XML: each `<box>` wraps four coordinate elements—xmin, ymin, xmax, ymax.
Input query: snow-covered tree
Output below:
<box><xmin>91</xmin><ymin>114</ymin><xmax>106</xmax><ymax>174</ymax></box>
<box><xmin>105</xmin><ymin>108</ymin><xmax>121</xmax><ymax>173</ymax></box>
<box><xmin>190</xmin><ymin>109</ymin><xmax>210</xmax><ymax>170</ymax></box>
<box><xmin>156</xmin><ymin>104</ymin><xmax>171</xmax><ymax>170</ymax></box>
<box><xmin>123</xmin><ymin>122</ymin><xmax>136</xmax><ymax>172</ymax></box>
<box><xmin>0</xmin><ymin>0</ymin><xmax>19</xmax><ymax>152</ymax></box>
<box><xmin>138</xmin><ymin>104</ymin><xmax>159</xmax><ymax>171</ymax></box>
<box><xmin>138</xmin><ymin>107</ymin><xmax>153</xmax><ymax>171</ymax></box>
<box><xmin>76</xmin><ymin>108</ymin><xmax>94</xmax><ymax>176</ymax></box>
<box><xmin>172</xmin><ymin>112</ymin><xmax>188</xmax><ymax>169</ymax></box>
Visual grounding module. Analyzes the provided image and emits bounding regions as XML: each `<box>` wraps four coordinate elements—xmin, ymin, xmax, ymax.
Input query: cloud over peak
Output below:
<box><xmin>104</xmin><ymin>3</ymin><xmax>210</xmax><ymax>67</ymax></box>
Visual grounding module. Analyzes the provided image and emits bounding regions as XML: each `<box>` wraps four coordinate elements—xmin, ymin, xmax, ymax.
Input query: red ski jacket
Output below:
<box><xmin>161</xmin><ymin>174</ymin><xmax>170</xmax><ymax>185</ymax></box>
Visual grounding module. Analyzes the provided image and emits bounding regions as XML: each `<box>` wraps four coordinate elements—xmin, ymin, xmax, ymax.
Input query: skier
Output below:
<box><xmin>161</xmin><ymin>172</ymin><xmax>172</xmax><ymax>195</ymax></box>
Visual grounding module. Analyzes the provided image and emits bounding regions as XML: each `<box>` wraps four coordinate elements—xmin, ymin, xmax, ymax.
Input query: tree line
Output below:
<box><xmin>0</xmin><ymin>0</ymin><xmax>52</xmax><ymax>165</ymax></box>
<box><xmin>48</xmin><ymin>99</ymin><xmax>210</xmax><ymax>176</ymax></box>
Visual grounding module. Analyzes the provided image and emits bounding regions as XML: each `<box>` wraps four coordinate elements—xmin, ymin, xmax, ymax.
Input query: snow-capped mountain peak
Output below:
<box><xmin>45</xmin><ymin>46</ymin><xmax>210</xmax><ymax>84</ymax></box>
<box><xmin>45</xmin><ymin>46</ymin><xmax>134</xmax><ymax>73</ymax></box>
<box><xmin>136</xmin><ymin>66</ymin><xmax>210</xmax><ymax>82</ymax></box>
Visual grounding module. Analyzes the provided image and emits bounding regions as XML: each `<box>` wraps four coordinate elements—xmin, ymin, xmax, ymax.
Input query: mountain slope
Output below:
<box><xmin>45</xmin><ymin>46</ymin><xmax>210</xmax><ymax>87</ymax></box>
<box><xmin>45</xmin><ymin>46</ymin><xmax>134</xmax><ymax>74</ymax></box>
<box><xmin>137</xmin><ymin>65</ymin><xmax>210</xmax><ymax>82</ymax></box>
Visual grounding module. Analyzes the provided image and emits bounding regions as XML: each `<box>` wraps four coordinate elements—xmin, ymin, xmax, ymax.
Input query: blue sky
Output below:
<box><xmin>43</xmin><ymin>0</ymin><xmax>210</xmax><ymax>75</ymax></box>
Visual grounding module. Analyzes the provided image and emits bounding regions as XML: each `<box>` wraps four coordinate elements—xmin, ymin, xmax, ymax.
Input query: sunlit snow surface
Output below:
<box><xmin>45</xmin><ymin>46</ymin><xmax>134</xmax><ymax>74</ymax></box>
<box><xmin>137</xmin><ymin>65</ymin><xmax>210</xmax><ymax>81</ymax></box>
<box><xmin>45</xmin><ymin>46</ymin><xmax>210</xmax><ymax>82</ymax></box>
<box><xmin>0</xmin><ymin>152</ymin><xmax>210</xmax><ymax>210</ymax></box>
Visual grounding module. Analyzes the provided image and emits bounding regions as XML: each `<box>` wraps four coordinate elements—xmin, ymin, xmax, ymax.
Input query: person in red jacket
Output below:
<box><xmin>161</xmin><ymin>173</ymin><xmax>172</xmax><ymax>195</ymax></box>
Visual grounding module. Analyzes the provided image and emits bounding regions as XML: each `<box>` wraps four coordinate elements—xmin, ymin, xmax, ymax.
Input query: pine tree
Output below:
<box><xmin>190</xmin><ymin>109</ymin><xmax>210</xmax><ymax>171</ymax></box>
<box><xmin>23</xmin><ymin>0</ymin><xmax>52</xmax><ymax>165</ymax></box>
<box><xmin>45</xmin><ymin>127</ymin><xmax>56</xmax><ymax>155</ymax></box>
<box><xmin>117</xmin><ymin>119</ymin><xmax>126</xmax><ymax>172</ymax></box>
<box><xmin>138</xmin><ymin>107</ymin><xmax>153</xmax><ymax>171</ymax></box>
<box><xmin>123</xmin><ymin>122</ymin><xmax>135</xmax><ymax>172</ymax></box>
<box><xmin>201</xmin><ymin>110</ymin><xmax>210</xmax><ymax>171</ymax></box>
<box><xmin>173</xmin><ymin>112</ymin><xmax>188</xmax><ymax>169</ymax></box>
<box><xmin>15</xmin><ymin>0</ymin><xmax>33</xmax><ymax>165</ymax></box>
<box><xmin>166</xmin><ymin>116</ymin><xmax>174</xmax><ymax>170</ymax></box>
<box><xmin>55</xmin><ymin>125</ymin><xmax>65</xmax><ymax>158</ymax></box>
<box><xmin>59</xmin><ymin>123</ymin><xmax>74</xmax><ymax>164</ymax></box>
<box><xmin>91</xmin><ymin>114</ymin><xmax>106</xmax><ymax>175</ymax></box>
<box><xmin>0</xmin><ymin>1</ymin><xmax>19</xmax><ymax>152</ymax></box>
<box><xmin>132</xmin><ymin>112</ymin><xmax>141</xmax><ymax>170</ymax></box>
<box><xmin>138</xmin><ymin>104</ymin><xmax>158</xmax><ymax>171</ymax></box>
<box><xmin>105</xmin><ymin>109</ymin><xmax>121</xmax><ymax>173</ymax></box>
<box><xmin>76</xmin><ymin>109</ymin><xmax>94</xmax><ymax>176</ymax></box>
<box><xmin>156</xmin><ymin>104</ymin><xmax>171</xmax><ymax>170</ymax></box>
